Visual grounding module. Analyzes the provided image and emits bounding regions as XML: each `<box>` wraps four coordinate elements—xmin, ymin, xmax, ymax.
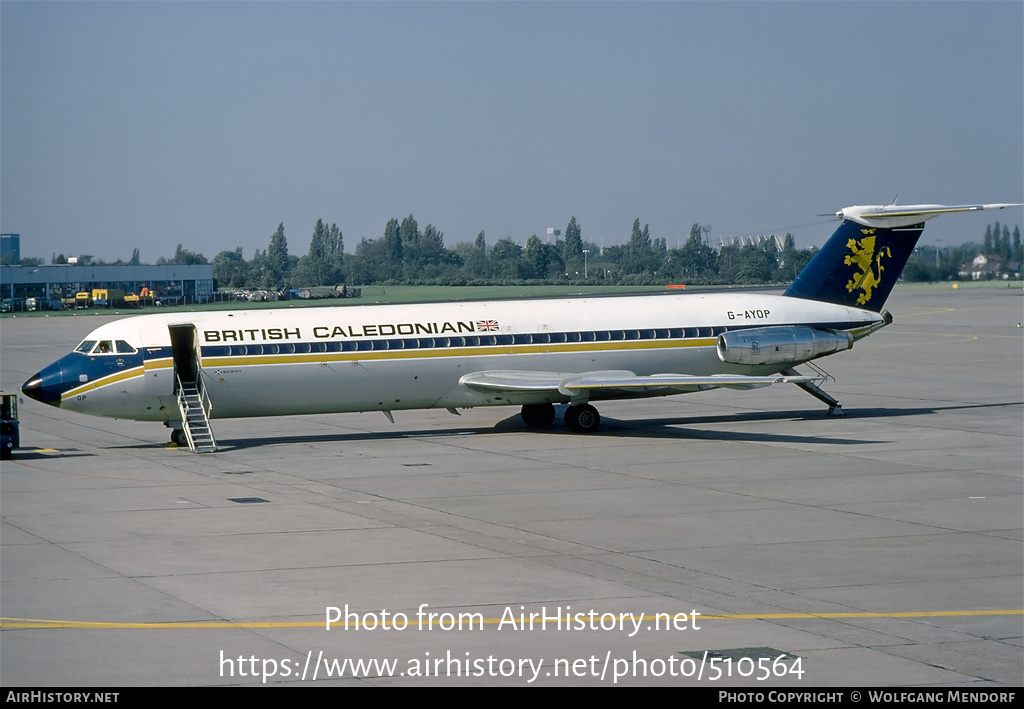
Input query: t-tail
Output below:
<box><xmin>784</xmin><ymin>202</ymin><xmax>1021</xmax><ymax>312</ymax></box>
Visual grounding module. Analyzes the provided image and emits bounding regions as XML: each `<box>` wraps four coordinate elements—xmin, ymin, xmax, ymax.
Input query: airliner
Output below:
<box><xmin>21</xmin><ymin>202</ymin><xmax>1020</xmax><ymax>452</ymax></box>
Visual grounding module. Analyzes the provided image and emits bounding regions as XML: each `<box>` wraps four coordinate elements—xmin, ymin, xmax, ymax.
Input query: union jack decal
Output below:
<box><xmin>476</xmin><ymin>320</ymin><xmax>500</xmax><ymax>332</ymax></box>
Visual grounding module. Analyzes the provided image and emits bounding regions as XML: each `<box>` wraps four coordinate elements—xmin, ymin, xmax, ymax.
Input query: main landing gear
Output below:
<box><xmin>564</xmin><ymin>403</ymin><xmax>600</xmax><ymax>433</ymax></box>
<box><xmin>520</xmin><ymin>402</ymin><xmax>602</xmax><ymax>433</ymax></box>
<box><xmin>520</xmin><ymin>403</ymin><xmax>556</xmax><ymax>428</ymax></box>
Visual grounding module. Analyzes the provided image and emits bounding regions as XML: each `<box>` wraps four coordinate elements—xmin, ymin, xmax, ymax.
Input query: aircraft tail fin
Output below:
<box><xmin>784</xmin><ymin>202</ymin><xmax>1021</xmax><ymax>311</ymax></box>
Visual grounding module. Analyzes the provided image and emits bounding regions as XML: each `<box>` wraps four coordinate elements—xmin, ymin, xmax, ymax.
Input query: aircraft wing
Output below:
<box><xmin>460</xmin><ymin>370</ymin><xmax>812</xmax><ymax>397</ymax></box>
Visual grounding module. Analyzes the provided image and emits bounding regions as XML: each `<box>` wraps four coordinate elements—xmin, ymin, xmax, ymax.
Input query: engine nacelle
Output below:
<box><xmin>717</xmin><ymin>326</ymin><xmax>854</xmax><ymax>366</ymax></box>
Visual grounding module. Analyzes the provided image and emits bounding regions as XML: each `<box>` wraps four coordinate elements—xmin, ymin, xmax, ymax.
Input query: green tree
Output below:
<box><xmin>347</xmin><ymin>237</ymin><xmax>390</xmax><ymax>284</ymax></box>
<box><xmin>621</xmin><ymin>219</ymin><xmax>654</xmax><ymax>275</ymax></box>
<box><xmin>383</xmin><ymin>218</ymin><xmax>402</xmax><ymax>280</ymax></box>
<box><xmin>489</xmin><ymin>237</ymin><xmax>523</xmax><ymax>279</ymax></box>
<box><xmin>171</xmin><ymin>244</ymin><xmax>208</xmax><ymax>265</ymax></box>
<box><xmin>267</xmin><ymin>223</ymin><xmax>290</xmax><ymax>286</ymax></box>
<box><xmin>460</xmin><ymin>231</ymin><xmax>489</xmax><ymax>277</ymax></box>
<box><xmin>673</xmin><ymin>223</ymin><xmax>718</xmax><ymax>281</ymax></box>
<box><xmin>562</xmin><ymin>216</ymin><xmax>582</xmax><ymax>264</ymax></box>
<box><xmin>735</xmin><ymin>239</ymin><xmax>779</xmax><ymax>284</ymax></box>
<box><xmin>400</xmin><ymin>215</ymin><xmax>420</xmax><ymax>253</ymax></box>
<box><xmin>399</xmin><ymin>215</ymin><xmax>422</xmax><ymax>278</ymax></box>
<box><xmin>324</xmin><ymin>222</ymin><xmax>344</xmax><ymax>283</ymax></box>
<box><xmin>296</xmin><ymin>220</ymin><xmax>324</xmax><ymax>285</ymax></box>
<box><xmin>298</xmin><ymin>219</ymin><xmax>345</xmax><ymax>286</ymax></box>
<box><xmin>213</xmin><ymin>248</ymin><xmax>250</xmax><ymax>289</ymax></box>
<box><xmin>523</xmin><ymin>235</ymin><xmax>549</xmax><ymax>280</ymax></box>
<box><xmin>415</xmin><ymin>224</ymin><xmax>453</xmax><ymax>278</ymax></box>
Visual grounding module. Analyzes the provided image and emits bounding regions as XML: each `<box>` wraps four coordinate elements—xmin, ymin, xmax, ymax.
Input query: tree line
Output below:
<box><xmin>37</xmin><ymin>217</ymin><xmax>1023</xmax><ymax>288</ymax></box>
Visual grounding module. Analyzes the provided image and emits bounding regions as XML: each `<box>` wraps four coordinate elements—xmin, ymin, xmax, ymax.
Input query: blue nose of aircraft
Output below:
<box><xmin>22</xmin><ymin>361</ymin><xmax>65</xmax><ymax>408</ymax></box>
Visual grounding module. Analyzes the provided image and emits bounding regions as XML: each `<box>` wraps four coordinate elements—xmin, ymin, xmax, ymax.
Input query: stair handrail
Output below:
<box><xmin>173</xmin><ymin>371</ymin><xmax>197</xmax><ymax>452</ymax></box>
<box><xmin>197</xmin><ymin>369</ymin><xmax>217</xmax><ymax>450</ymax></box>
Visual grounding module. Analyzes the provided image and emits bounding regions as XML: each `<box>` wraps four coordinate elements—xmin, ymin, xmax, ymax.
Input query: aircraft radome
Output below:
<box><xmin>21</xmin><ymin>202</ymin><xmax>1021</xmax><ymax>452</ymax></box>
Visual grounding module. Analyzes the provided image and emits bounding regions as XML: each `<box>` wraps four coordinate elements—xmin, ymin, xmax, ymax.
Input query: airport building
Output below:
<box><xmin>0</xmin><ymin>263</ymin><xmax>214</xmax><ymax>309</ymax></box>
<box><xmin>0</xmin><ymin>234</ymin><xmax>20</xmax><ymax>265</ymax></box>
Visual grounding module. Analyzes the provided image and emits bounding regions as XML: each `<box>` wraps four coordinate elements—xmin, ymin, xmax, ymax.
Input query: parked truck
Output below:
<box><xmin>1</xmin><ymin>392</ymin><xmax>19</xmax><ymax>459</ymax></box>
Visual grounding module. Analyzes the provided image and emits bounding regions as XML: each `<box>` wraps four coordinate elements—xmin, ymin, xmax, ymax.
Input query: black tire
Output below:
<box><xmin>521</xmin><ymin>403</ymin><xmax>556</xmax><ymax>429</ymax></box>
<box><xmin>564</xmin><ymin>404</ymin><xmax>600</xmax><ymax>433</ymax></box>
<box><xmin>171</xmin><ymin>429</ymin><xmax>189</xmax><ymax>447</ymax></box>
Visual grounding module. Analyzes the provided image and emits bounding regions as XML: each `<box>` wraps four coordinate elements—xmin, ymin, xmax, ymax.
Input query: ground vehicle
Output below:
<box><xmin>1</xmin><ymin>392</ymin><xmax>19</xmax><ymax>459</ymax></box>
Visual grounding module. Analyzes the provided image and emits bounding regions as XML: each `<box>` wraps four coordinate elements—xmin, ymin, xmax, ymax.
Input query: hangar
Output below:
<box><xmin>0</xmin><ymin>263</ymin><xmax>214</xmax><ymax>309</ymax></box>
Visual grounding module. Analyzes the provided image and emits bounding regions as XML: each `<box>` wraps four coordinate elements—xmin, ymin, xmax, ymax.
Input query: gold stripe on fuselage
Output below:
<box><xmin>61</xmin><ymin>366</ymin><xmax>146</xmax><ymax>400</ymax></box>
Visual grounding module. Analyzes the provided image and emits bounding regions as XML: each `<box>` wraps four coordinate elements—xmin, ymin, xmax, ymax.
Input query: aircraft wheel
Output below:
<box><xmin>170</xmin><ymin>429</ymin><xmax>188</xmax><ymax>447</ymax></box>
<box><xmin>564</xmin><ymin>404</ymin><xmax>600</xmax><ymax>433</ymax></box>
<box><xmin>521</xmin><ymin>403</ymin><xmax>556</xmax><ymax>429</ymax></box>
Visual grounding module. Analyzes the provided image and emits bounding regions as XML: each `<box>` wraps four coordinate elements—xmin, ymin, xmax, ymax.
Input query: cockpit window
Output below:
<box><xmin>75</xmin><ymin>340</ymin><xmax>97</xmax><ymax>354</ymax></box>
<box><xmin>115</xmin><ymin>340</ymin><xmax>137</xmax><ymax>354</ymax></box>
<box><xmin>95</xmin><ymin>341</ymin><xmax>113</xmax><ymax>354</ymax></box>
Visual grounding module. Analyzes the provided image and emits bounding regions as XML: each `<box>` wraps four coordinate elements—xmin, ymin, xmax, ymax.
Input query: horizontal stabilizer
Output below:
<box><xmin>837</xmin><ymin>203</ymin><xmax>1021</xmax><ymax>229</ymax></box>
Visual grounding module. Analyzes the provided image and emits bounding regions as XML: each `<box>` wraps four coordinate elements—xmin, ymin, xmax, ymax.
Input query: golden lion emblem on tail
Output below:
<box><xmin>844</xmin><ymin>229</ymin><xmax>892</xmax><ymax>305</ymax></box>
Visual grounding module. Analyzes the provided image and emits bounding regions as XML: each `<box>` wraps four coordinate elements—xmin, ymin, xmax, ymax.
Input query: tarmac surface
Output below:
<box><xmin>1</xmin><ymin>287</ymin><xmax>1021</xmax><ymax>686</ymax></box>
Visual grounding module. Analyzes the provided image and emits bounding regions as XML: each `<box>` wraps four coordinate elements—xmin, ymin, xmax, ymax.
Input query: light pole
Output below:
<box><xmin>583</xmin><ymin>249</ymin><xmax>590</xmax><ymax>279</ymax></box>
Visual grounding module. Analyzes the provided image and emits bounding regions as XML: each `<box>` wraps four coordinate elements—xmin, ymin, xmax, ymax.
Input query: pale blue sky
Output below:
<box><xmin>2</xmin><ymin>1</ymin><xmax>1021</xmax><ymax>262</ymax></box>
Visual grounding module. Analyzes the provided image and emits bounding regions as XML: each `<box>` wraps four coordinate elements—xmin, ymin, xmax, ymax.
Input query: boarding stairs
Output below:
<box><xmin>175</xmin><ymin>374</ymin><xmax>217</xmax><ymax>453</ymax></box>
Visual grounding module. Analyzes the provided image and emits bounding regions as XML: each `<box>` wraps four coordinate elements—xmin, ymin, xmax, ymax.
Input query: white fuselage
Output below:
<box><xmin>51</xmin><ymin>292</ymin><xmax>882</xmax><ymax>422</ymax></box>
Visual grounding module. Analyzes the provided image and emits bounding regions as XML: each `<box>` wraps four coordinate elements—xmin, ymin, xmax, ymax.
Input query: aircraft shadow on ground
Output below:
<box><xmin>203</xmin><ymin>400</ymin><xmax>1020</xmax><ymax>452</ymax></box>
